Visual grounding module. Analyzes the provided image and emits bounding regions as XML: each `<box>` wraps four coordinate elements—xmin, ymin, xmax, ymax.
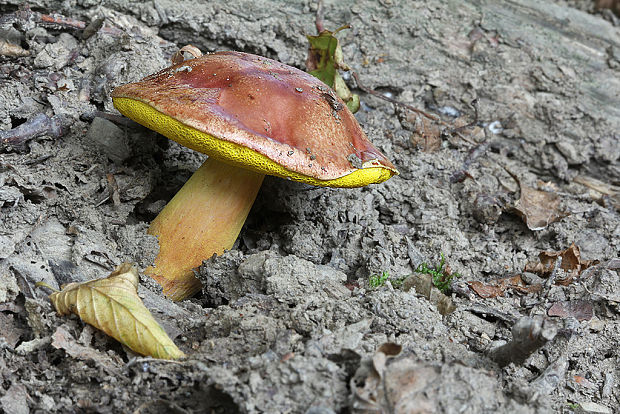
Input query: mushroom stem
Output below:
<box><xmin>145</xmin><ymin>157</ymin><xmax>264</xmax><ymax>300</ymax></box>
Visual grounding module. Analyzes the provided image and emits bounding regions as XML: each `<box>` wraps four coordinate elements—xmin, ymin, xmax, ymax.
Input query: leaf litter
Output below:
<box><xmin>40</xmin><ymin>263</ymin><xmax>185</xmax><ymax>360</ymax></box>
<box><xmin>469</xmin><ymin>244</ymin><xmax>598</xmax><ymax>298</ymax></box>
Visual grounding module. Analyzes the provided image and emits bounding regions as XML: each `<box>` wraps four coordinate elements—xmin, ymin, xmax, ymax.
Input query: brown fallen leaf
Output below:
<box><xmin>468</xmin><ymin>274</ymin><xmax>542</xmax><ymax>298</ymax></box>
<box><xmin>409</xmin><ymin>115</ymin><xmax>442</xmax><ymax>153</ymax></box>
<box><xmin>524</xmin><ymin>243</ymin><xmax>598</xmax><ymax>285</ymax></box>
<box><xmin>401</xmin><ymin>273</ymin><xmax>456</xmax><ymax>315</ymax></box>
<box><xmin>44</xmin><ymin>263</ymin><xmax>185</xmax><ymax>360</ymax></box>
<box><xmin>351</xmin><ymin>342</ymin><xmax>403</xmax><ymax>412</ymax></box>
<box><xmin>547</xmin><ymin>300</ymin><xmax>593</xmax><ymax>321</ymax></box>
<box><xmin>512</xmin><ymin>181</ymin><xmax>567</xmax><ymax>230</ymax></box>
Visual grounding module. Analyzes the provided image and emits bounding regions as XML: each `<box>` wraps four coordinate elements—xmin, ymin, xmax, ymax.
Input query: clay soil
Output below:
<box><xmin>0</xmin><ymin>0</ymin><xmax>619</xmax><ymax>413</ymax></box>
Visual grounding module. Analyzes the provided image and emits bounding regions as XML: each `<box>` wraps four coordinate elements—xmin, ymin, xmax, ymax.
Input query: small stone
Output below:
<box><xmin>575</xmin><ymin>401</ymin><xmax>612</xmax><ymax>414</ymax></box>
<box><xmin>86</xmin><ymin>117</ymin><xmax>132</xmax><ymax>164</ymax></box>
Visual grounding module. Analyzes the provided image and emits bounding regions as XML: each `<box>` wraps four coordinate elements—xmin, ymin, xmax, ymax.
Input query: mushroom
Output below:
<box><xmin>111</xmin><ymin>50</ymin><xmax>398</xmax><ymax>301</ymax></box>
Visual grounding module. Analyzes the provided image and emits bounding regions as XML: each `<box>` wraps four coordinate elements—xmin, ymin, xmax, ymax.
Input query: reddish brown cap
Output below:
<box><xmin>112</xmin><ymin>51</ymin><xmax>397</xmax><ymax>186</ymax></box>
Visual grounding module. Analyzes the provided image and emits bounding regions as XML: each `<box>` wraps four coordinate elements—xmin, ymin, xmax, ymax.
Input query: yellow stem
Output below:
<box><xmin>145</xmin><ymin>157</ymin><xmax>264</xmax><ymax>300</ymax></box>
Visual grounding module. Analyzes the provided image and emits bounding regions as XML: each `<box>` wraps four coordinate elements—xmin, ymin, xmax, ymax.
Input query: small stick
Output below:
<box><xmin>542</xmin><ymin>256</ymin><xmax>562</xmax><ymax>300</ymax></box>
<box><xmin>488</xmin><ymin>316</ymin><xmax>558</xmax><ymax>367</ymax></box>
<box><xmin>352</xmin><ymin>72</ymin><xmax>441</xmax><ymax>122</ymax></box>
<box><xmin>352</xmin><ymin>72</ymin><xmax>476</xmax><ymax>145</ymax></box>
<box><xmin>0</xmin><ymin>114</ymin><xmax>70</xmax><ymax>152</ymax></box>
<box><xmin>315</xmin><ymin>0</ymin><xmax>325</xmax><ymax>33</ymax></box>
<box><xmin>40</xmin><ymin>13</ymin><xmax>86</xmax><ymax>29</ymax></box>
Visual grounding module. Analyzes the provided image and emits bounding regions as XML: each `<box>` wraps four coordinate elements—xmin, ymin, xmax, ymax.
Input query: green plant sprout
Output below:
<box><xmin>368</xmin><ymin>271</ymin><xmax>406</xmax><ymax>289</ymax></box>
<box><xmin>414</xmin><ymin>253</ymin><xmax>460</xmax><ymax>293</ymax></box>
<box><xmin>369</xmin><ymin>271</ymin><xmax>390</xmax><ymax>288</ymax></box>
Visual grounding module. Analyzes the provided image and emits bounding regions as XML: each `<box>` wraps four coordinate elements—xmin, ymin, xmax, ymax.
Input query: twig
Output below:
<box><xmin>542</xmin><ymin>256</ymin><xmax>562</xmax><ymax>299</ymax></box>
<box><xmin>0</xmin><ymin>114</ymin><xmax>71</xmax><ymax>153</ymax></box>
<box><xmin>352</xmin><ymin>72</ymin><xmax>440</xmax><ymax>122</ymax></box>
<box><xmin>315</xmin><ymin>0</ymin><xmax>325</xmax><ymax>33</ymax></box>
<box><xmin>40</xmin><ymin>13</ymin><xmax>86</xmax><ymax>30</ymax></box>
<box><xmin>352</xmin><ymin>72</ymin><xmax>476</xmax><ymax>145</ymax></box>
<box><xmin>488</xmin><ymin>316</ymin><xmax>558</xmax><ymax>367</ymax></box>
<box><xmin>1</xmin><ymin>6</ymin><xmax>120</xmax><ymax>38</ymax></box>
<box><xmin>450</xmin><ymin>141</ymin><xmax>490</xmax><ymax>183</ymax></box>
<box><xmin>453</xmin><ymin>98</ymin><xmax>479</xmax><ymax>133</ymax></box>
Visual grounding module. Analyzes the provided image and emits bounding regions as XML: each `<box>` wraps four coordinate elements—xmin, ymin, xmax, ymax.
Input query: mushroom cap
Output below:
<box><xmin>112</xmin><ymin>51</ymin><xmax>397</xmax><ymax>187</ymax></box>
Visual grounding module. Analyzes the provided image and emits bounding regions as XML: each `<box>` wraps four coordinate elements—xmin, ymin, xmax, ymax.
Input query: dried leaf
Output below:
<box><xmin>306</xmin><ymin>27</ymin><xmax>360</xmax><ymax>113</ymax></box>
<box><xmin>468</xmin><ymin>274</ymin><xmax>542</xmax><ymax>298</ymax></box>
<box><xmin>47</xmin><ymin>263</ymin><xmax>185</xmax><ymax>359</ymax></box>
<box><xmin>0</xmin><ymin>39</ymin><xmax>30</xmax><ymax>57</ymax></box>
<box><xmin>351</xmin><ymin>351</ymin><xmax>442</xmax><ymax>413</ymax></box>
<box><xmin>547</xmin><ymin>300</ymin><xmax>593</xmax><ymax>321</ymax></box>
<box><xmin>351</xmin><ymin>343</ymin><xmax>404</xmax><ymax>412</ymax></box>
<box><xmin>171</xmin><ymin>44</ymin><xmax>203</xmax><ymax>65</ymax></box>
<box><xmin>524</xmin><ymin>243</ymin><xmax>598</xmax><ymax>285</ymax></box>
<box><xmin>401</xmin><ymin>273</ymin><xmax>456</xmax><ymax>315</ymax></box>
<box><xmin>372</xmin><ymin>342</ymin><xmax>402</xmax><ymax>379</ymax></box>
<box><xmin>409</xmin><ymin>116</ymin><xmax>442</xmax><ymax>152</ymax></box>
<box><xmin>512</xmin><ymin>182</ymin><xmax>567</xmax><ymax>230</ymax></box>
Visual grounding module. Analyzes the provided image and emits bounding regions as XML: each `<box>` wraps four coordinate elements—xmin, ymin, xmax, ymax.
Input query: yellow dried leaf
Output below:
<box><xmin>48</xmin><ymin>263</ymin><xmax>185</xmax><ymax>360</ymax></box>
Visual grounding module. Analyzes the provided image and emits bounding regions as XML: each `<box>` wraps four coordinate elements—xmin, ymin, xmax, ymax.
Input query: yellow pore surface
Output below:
<box><xmin>112</xmin><ymin>97</ymin><xmax>394</xmax><ymax>188</ymax></box>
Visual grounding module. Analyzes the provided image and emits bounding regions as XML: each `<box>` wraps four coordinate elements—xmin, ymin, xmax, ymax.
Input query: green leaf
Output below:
<box><xmin>306</xmin><ymin>26</ymin><xmax>360</xmax><ymax>113</ymax></box>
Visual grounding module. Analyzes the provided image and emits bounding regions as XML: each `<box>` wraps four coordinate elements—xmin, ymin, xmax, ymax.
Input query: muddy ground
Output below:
<box><xmin>0</xmin><ymin>0</ymin><xmax>619</xmax><ymax>413</ymax></box>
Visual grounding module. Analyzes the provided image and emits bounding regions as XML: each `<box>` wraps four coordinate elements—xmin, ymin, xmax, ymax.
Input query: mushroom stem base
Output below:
<box><xmin>145</xmin><ymin>157</ymin><xmax>264</xmax><ymax>301</ymax></box>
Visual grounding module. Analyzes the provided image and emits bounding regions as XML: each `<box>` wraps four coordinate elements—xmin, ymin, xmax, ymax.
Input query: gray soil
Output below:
<box><xmin>0</xmin><ymin>0</ymin><xmax>619</xmax><ymax>413</ymax></box>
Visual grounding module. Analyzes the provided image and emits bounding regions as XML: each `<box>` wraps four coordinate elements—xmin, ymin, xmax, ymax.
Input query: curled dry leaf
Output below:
<box><xmin>0</xmin><ymin>39</ymin><xmax>30</xmax><ymax>57</ymax></box>
<box><xmin>468</xmin><ymin>274</ymin><xmax>542</xmax><ymax>299</ymax></box>
<box><xmin>46</xmin><ymin>263</ymin><xmax>185</xmax><ymax>360</ymax></box>
<box><xmin>351</xmin><ymin>343</ymin><xmax>449</xmax><ymax>413</ymax></box>
<box><xmin>351</xmin><ymin>342</ymin><xmax>402</xmax><ymax>412</ymax></box>
<box><xmin>512</xmin><ymin>181</ymin><xmax>567</xmax><ymax>230</ymax></box>
<box><xmin>524</xmin><ymin>243</ymin><xmax>598</xmax><ymax>285</ymax></box>
<box><xmin>171</xmin><ymin>44</ymin><xmax>203</xmax><ymax>65</ymax></box>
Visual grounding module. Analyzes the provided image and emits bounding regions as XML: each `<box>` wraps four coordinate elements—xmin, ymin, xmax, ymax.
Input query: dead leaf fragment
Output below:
<box><xmin>512</xmin><ymin>182</ymin><xmax>567</xmax><ymax>230</ymax></box>
<box><xmin>468</xmin><ymin>274</ymin><xmax>541</xmax><ymax>298</ymax></box>
<box><xmin>402</xmin><ymin>273</ymin><xmax>456</xmax><ymax>315</ymax></box>
<box><xmin>573</xmin><ymin>175</ymin><xmax>620</xmax><ymax>209</ymax></box>
<box><xmin>0</xmin><ymin>39</ymin><xmax>30</xmax><ymax>57</ymax></box>
<box><xmin>351</xmin><ymin>343</ymin><xmax>404</xmax><ymax>412</ymax></box>
<box><xmin>524</xmin><ymin>243</ymin><xmax>598</xmax><ymax>285</ymax></box>
<box><xmin>47</xmin><ymin>263</ymin><xmax>185</xmax><ymax>359</ymax></box>
<box><xmin>409</xmin><ymin>115</ymin><xmax>442</xmax><ymax>152</ymax></box>
<box><xmin>547</xmin><ymin>300</ymin><xmax>593</xmax><ymax>321</ymax></box>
